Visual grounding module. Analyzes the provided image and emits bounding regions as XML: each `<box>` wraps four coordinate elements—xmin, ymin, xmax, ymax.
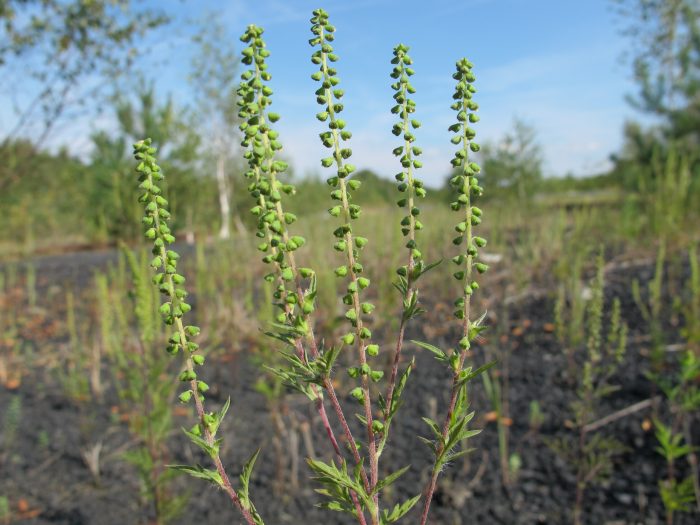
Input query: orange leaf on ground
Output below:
<box><xmin>173</xmin><ymin>406</ymin><xmax>190</xmax><ymax>417</ymax></box>
<box><xmin>4</xmin><ymin>377</ymin><xmax>21</xmax><ymax>390</ymax></box>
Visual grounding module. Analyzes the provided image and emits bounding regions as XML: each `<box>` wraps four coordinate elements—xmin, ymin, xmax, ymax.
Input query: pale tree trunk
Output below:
<box><xmin>216</xmin><ymin>152</ymin><xmax>231</xmax><ymax>240</ymax></box>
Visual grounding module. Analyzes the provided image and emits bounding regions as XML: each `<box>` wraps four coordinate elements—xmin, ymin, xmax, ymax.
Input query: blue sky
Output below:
<box><xmin>2</xmin><ymin>0</ymin><xmax>644</xmax><ymax>187</ymax></box>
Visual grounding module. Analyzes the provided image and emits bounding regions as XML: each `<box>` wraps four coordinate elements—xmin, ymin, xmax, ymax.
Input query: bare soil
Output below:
<box><xmin>0</xmin><ymin>247</ymin><xmax>697</xmax><ymax>524</ymax></box>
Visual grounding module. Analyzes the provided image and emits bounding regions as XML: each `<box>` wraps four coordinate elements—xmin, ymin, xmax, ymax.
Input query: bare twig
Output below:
<box><xmin>583</xmin><ymin>398</ymin><xmax>657</xmax><ymax>433</ymax></box>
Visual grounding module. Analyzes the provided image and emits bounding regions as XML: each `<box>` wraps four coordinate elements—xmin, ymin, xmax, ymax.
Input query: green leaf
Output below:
<box><xmin>168</xmin><ymin>464</ymin><xmax>223</xmax><ymax>487</ymax></box>
<box><xmin>413</xmin><ymin>258</ymin><xmax>443</xmax><ymax>281</ymax></box>
<box><xmin>411</xmin><ymin>340</ymin><xmax>448</xmax><ymax>362</ymax></box>
<box><xmin>381</xmin><ymin>494</ymin><xmax>421</xmax><ymax>523</ymax></box>
<box><xmin>457</xmin><ymin>360</ymin><xmax>497</xmax><ymax>387</ymax></box>
<box><xmin>373</xmin><ymin>465</ymin><xmax>410</xmax><ymax>494</ymax></box>
<box><xmin>239</xmin><ymin>448</ymin><xmax>261</xmax><ymax>504</ymax></box>
<box><xmin>206</xmin><ymin>397</ymin><xmax>231</xmax><ymax>437</ymax></box>
<box><xmin>182</xmin><ymin>427</ymin><xmax>220</xmax><ymax>458</ymax></box>
<box><xmin>422</xmin><ymin>417</ymin><xmax>442</xmax><ymax>439</ymax></box>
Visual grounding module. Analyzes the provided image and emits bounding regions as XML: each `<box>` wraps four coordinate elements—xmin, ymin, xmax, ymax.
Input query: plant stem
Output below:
<box><xmin>145</xmin><ymin>167</ymin><xmax>258</xmax><ymax>525</ymax></box>
<box><xmin>420</xmin><ymin>75</ymin><xmax>477</xmax><ymax>524</ymax></box>
<box><xmin>244</xmin><ymin>39</ymin><xmax>371</xmax><ymax>523</ymax></box>
<box><xmin>318</xmin><ymin>25</ymin><xmax>379</xmax><ymax>520</ymax></box>
<box><xmin>382</xmin><ymin>45</ymin><xmax>419</xmax><ymax>451</ymax></box>
<box><xmin>682</xmin><ymin>416</ymin><xmax>700</xmax><ymax>513</ymax></box>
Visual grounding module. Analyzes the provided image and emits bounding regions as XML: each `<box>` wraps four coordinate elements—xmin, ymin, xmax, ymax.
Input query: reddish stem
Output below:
<box><xmin>419</xmin><ymin>351</ymin><xmax>468</xmax><ymax>525</ymax></box>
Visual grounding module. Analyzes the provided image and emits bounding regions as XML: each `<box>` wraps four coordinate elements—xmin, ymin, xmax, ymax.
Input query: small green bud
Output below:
<box><xmin>291</xmin><ymin>235</ymin><xmax>306</xmax><ymax>247</ymax></box>
<box><xmin>179</xmin><ymin>390</ymin><xmax>193</xmax><ymax>403</ymax></box>
<box><xmin>192</xmin><ymin>354</ymin><xmax>205</xmax><ymax>366</ymax></box>
<box><xmin>179</xmin><ymin>370</ymin><xmax>196</xmax><ymax>382</ymax></box>
<box><xmin>366</xmin><ymin>344</ymin><xmax>379</xmax><ymax>356</ymax></box>
<box><xmin>350</xmin><ymin>387</ymin><xmax>364</xmax><ymax>403</ymax></box>
<box><xmin>185</xmin><ymin>325</ymin><xmax>201</xmax><ymax>337</ymax></box>
<box><xmin>299</xmin><ymin>267</ymin><xmax>314</xmax><ymax>278</ymax></box>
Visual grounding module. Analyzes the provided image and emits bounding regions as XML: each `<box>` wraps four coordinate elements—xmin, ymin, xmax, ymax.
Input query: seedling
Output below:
<box><xmin>549</xmin><ymin>253</ymin><xmax>628</xmax><ymax>525</ymax></box>
<box><xmin>654</xmin><ymin>351</ymin><xmax>700</xmax><ymax>523</ymax></box>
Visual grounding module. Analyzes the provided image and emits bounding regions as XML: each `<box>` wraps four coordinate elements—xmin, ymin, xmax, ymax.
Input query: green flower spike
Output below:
<box><xmin>133</xmin><ymin>139</ymin><xmax>263</xmax><ymax>525</ymax></box>
<box><xmin>310</xmin><ymin>8</ymin><xmax>382</xmax><ymax>521</ymax></box>
<box><xmin>418</xmin><ymin>59</ymin><xmax>494</xmax><ymax>525</ymax></box>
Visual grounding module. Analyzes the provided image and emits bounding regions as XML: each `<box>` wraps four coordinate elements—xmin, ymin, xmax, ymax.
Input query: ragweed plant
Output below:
<box><xmin>549</xmin><ymin>253</ymin><xmax>628</xmax><ymax>525</ymax></box>
<box><xmin>113</xmin><ymin>248</ymin><xmax>186</xmax><ymax>524</ymax></box>
<box><xmin>655</xmin><ymin>352</ymin><xmax>700</xmax><ymax>523</ymax></box>
<box><xmin>132</xmin><ymin>139</ymin><xmax>262</xmax><ymax>525</ymax></box>
<box><xmin>382</xmin><ymin>43</ymin><xmax>438</xmax><ymax>451</ymax></box>
<box><xmin>132</xmin><ymin>8</ymin><xmax>492</xmax><ymax>523</ymax></box>
<box><xmin>414</xmin><ymin>56</ymin><xmax>494</xmax><ymax>525</ymax></box>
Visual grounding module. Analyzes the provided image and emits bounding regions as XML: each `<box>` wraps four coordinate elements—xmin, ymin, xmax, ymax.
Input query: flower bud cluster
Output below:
<box><xmin>310</xmin><ymin>9</ymin><xmax>375</xmax><ymax>352</ymax></box>
<box><xmin>237</xmin><ymin>25</ymin><xmax>316</xmax><ymax>332</ymax></box>
<box><xmin>133</xmin><ymin>139</ymin><xmax>207</xmax><ymax>409</ymax></box>
<box><xmin>390</xmin><ymin>43</ymin><xmax>427</xmax><ymax>280</ymax></box>
<box><xmin>447</xmin><ymin>59</ymin><xmax>487</xmax><ymax>330</ymax></box>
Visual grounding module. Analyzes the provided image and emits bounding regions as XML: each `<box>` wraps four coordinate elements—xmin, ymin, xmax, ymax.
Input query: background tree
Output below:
<box><xmin>611</xmin><ymin>0</ymin><xmax>700</xmax><ymax>196</ymax></box>
<box><xmin>613</xmin><ymin>0</ymin><xmax>700</xmax><ymax>135</ymax></box>
<box><xmin>478</xmin><ymin>118</ymin><xmax>543</xmax><ymax>201</ymax></box>
<box><xmin>0</xmin><ymin>0</ymin><xmax>168</xmax><ymax>145</ymax></box>
<box><xmin>89</xmin><ymin>84</ymin><xmax>201</xmax><ymax>241</ymax></box>
<box><xmin>189</xmin><ymin>19</ymin><xmax>242</xmax><ymax>239</ymax></box>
